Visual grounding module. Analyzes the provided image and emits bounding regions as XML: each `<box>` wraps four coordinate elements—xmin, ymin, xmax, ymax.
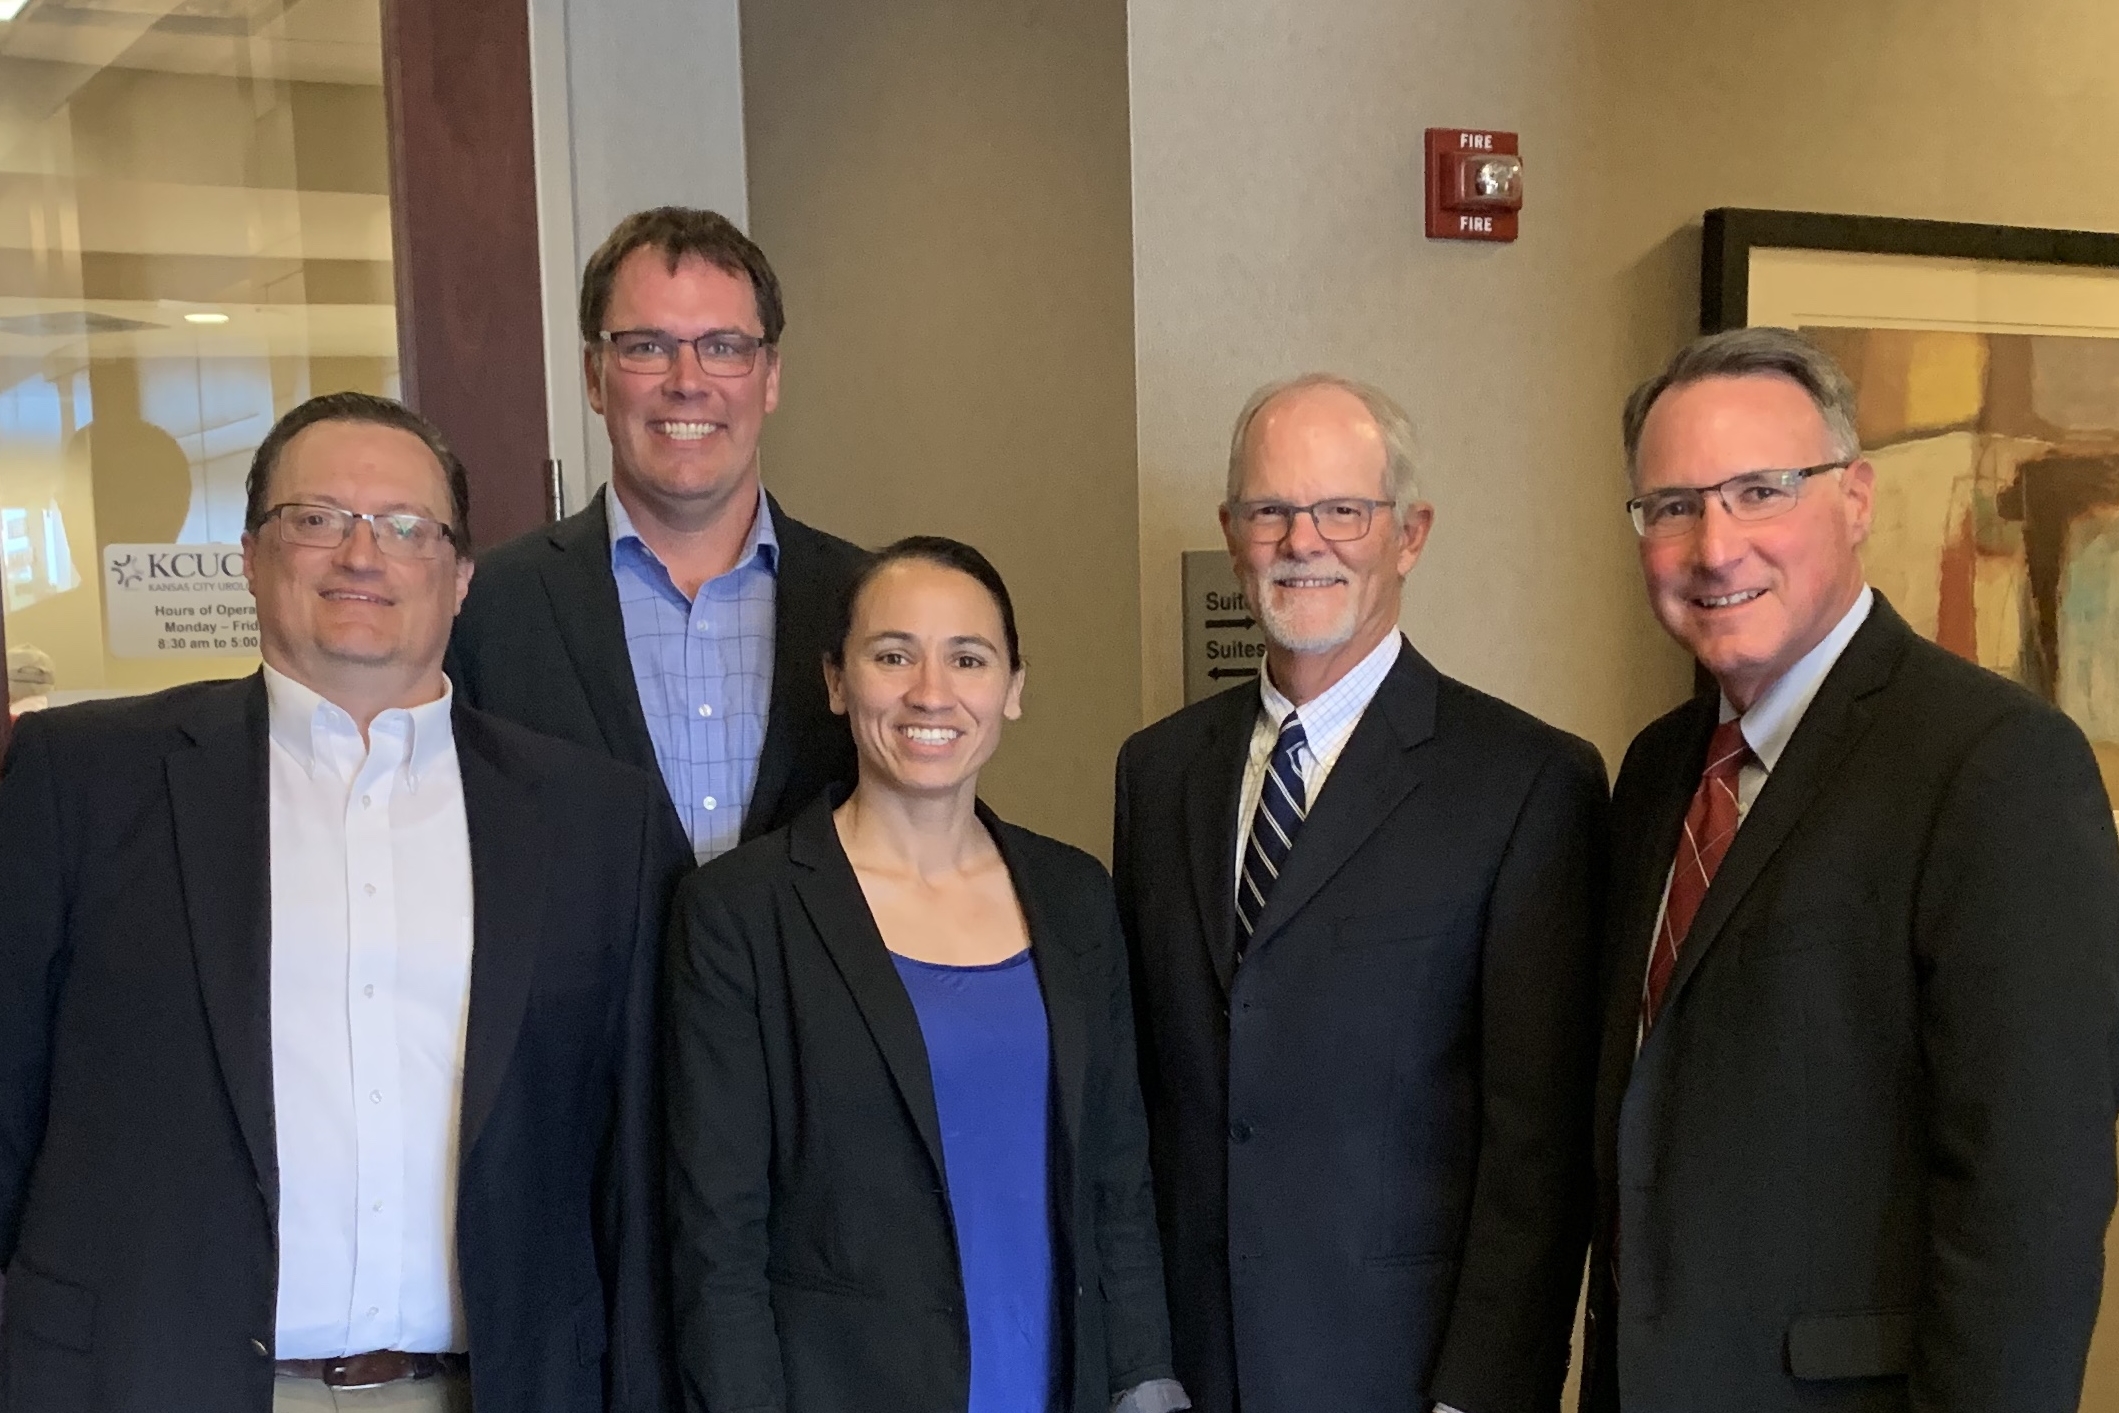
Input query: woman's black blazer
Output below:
<box><xmin>664</xmin><ymin>791</ymin><xmax>1178</xmax><ymax>1413</ymax></box>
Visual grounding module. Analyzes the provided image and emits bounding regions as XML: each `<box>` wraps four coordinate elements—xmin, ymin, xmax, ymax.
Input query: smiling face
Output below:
<box><xmin>585</xmin><ymin>247</ymin><xmax>781</xmax><ymax>526</ymax></box>
<box><xmin>1633</xmin><ymin>373</ymin><xmax>1874</xmax><ymax>710</ymax></box>
<box><xmin>826</xmin><ymin>558</ymin><xmax>1025</xmax><ymax>802</ymax></box>
<box><xmin>243</xmin><ymin>419</ymin><xmax>472</xmax><ymax>699</ymax></box>
<box><xmin>1222</xmin><ymin>384</ymin><xmax>1430</xmax><ymax>672</ymax></box>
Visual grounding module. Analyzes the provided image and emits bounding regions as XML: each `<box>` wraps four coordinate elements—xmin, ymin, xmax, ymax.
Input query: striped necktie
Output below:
<box><xmin>1640</xmin><ymin>717</ymin><xmax>1752</xmax><ymax>1031</ymax></box>
<box><xmin>1237</xmin><ymin>712</ymin><xmax>1308</xmax><ymax>954</ymax></box>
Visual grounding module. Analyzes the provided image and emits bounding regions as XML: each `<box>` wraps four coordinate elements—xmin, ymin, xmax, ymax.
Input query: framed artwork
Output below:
<box><xmin>1702</xmin><ymin>208</ymin><xmax>2119</xmax><ymax>807</ymax></box>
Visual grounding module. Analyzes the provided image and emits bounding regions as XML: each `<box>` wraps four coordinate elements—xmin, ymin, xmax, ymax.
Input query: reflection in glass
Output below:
<box><xmin>0</xmin><ymin>0</ymin><xmax>396</xmax><ymax>703</ymax></box>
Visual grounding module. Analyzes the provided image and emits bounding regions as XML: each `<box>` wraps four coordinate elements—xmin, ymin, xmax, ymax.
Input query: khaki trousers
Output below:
<box><xmin>271</xmin><ymin>1370</ymin><xmax>471</xmax><ymax>1412</ymax></box>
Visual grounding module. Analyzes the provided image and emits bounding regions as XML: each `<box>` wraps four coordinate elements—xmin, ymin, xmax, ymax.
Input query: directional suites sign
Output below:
<box><xmin>1181</xmin><ymin>550</ymin><xmax>1267</xmax><ymax>704</ymax></box>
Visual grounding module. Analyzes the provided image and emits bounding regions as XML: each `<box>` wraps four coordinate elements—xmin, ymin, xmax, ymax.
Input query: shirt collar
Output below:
<box><xmin>1259</xmin><ymin>630</ymin><xmax>1403</xmax><ymax>734</ymax></box>
<box><xmin>607</xmin><ymin>481</ymin><xmax>780</xmax><ymax>577</ymax></box>
<box><xmin>1723</xmin><ymin>584</ymin><xmax>1874</xmax><ymax>773</ymax></box>
<box><xmin>263</xmin><ymin>662</ymin><xmax>456</xmax><ymax>786</ymax></box>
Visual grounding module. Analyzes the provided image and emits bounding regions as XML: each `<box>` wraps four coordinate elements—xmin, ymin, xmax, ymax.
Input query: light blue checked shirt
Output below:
<box><xmin>1234</xmin><ymin>630</ymin><xmax>1403</xmax><ymax>895</ymax></box>
<box><xmin>608</xmin><ymin>486</ymin><xmax>778</xmax><ymax>863</ymax></box>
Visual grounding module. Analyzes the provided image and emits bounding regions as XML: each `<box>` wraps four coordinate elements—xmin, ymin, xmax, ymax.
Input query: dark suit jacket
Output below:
<box><xmin>664</xmin><ymin>792</ymin><xmax>1177</xmax><ymax>1413</ymax></box>
<box><xmin>446</xmin><ymin>486</ymin><xmax>867</xmax><ymax>848</ymax></box>
<box><xmin>0</xmin><ymin>674</ymin><xmax>690</xmax><ymax>1413</ymax></box>
<box><xmin>1113</xmin><ymin>638</ymin><xmax>1609</xmax><ymax>1413</ymax></box>
<box><xmin>1580</xmin><ymin>597</ymin><xmax>2119</xmax><ymax>1413</ymax></box>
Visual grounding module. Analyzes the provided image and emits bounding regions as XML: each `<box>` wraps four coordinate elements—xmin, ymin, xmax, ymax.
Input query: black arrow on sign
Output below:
<box><xmin>1204</xmin><ymin>617</ymin><xmax>1256</xmax><ymax>630</ymax></box>
<box><xmin>1207</xmin><ymin>667</ymin><xmax>1257</xmax><ymax>680</ymax></box>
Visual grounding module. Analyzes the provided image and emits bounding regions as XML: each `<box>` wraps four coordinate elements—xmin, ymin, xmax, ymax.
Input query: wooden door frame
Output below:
<box><xmin>381</xmin><ymin>0</ymin><xmax>554</xmax><ymax>553</ymax></box>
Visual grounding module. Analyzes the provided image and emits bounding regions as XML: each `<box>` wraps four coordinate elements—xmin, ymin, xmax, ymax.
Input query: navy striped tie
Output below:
<box><xmin>1237</xmin><ymin>712</ymin><xmax>1308</xmax><ymax>954</ymax></box>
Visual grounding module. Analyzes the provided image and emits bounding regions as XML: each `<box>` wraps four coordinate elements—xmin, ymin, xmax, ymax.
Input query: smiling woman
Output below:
<box><xmin>663</xmin><ymin>534</ymin><xmax>1188</xmax><ymax>1413</ymax></box>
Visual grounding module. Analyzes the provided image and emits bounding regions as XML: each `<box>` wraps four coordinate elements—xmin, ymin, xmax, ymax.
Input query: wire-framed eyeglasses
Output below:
<box><xmin>1227</xmin><ymin>497</ymin><xmax>1398</xmax><ymax>543</ymax></box>
<box><xmin>263</xmin><ymin>503</ymin><xmax>458</xmax><ymax>560</ymax></box>
<box><xmin>1625</xmin><ymin>461</ymin><xmax>1851</xmax><ymax>540</ymax></box>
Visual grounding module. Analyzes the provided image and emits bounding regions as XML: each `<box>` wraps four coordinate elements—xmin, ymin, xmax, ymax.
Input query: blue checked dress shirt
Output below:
<box><xmin>608</xmin><ymin>487</ymin><xmax>777</xmax><ymax>863</ymax></box>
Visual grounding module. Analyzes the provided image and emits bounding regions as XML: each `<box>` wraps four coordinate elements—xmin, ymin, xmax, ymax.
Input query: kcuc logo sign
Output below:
<box><xmin>101</xmin><ymin>543</ymin><xmax>259</xmax><ymax>660</ymax></box>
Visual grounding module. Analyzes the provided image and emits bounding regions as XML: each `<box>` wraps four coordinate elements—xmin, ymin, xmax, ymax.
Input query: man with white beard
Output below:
<box><xmin>1112</xmin><ymin>374</ymin><xmax>1607</xmax><ymax>1413</ymax></box>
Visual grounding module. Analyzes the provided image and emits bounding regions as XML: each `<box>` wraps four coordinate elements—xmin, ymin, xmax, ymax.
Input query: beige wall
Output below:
<box><xmin>1130</xmin><ymin>0</ymin><xmax>2119</xmax><ymax>1400</ymax></box>
<box><xmin>740</xmin><ymin>0</ymin><xmax>1139</xmax><ymax>856</ymax></box>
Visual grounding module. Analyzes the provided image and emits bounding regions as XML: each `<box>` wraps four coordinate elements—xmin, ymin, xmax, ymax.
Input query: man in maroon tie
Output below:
<box><xmin>1580</xmin><ymin>327</ymin><xmax>2119</xmax><ymax>1413</ymax></box>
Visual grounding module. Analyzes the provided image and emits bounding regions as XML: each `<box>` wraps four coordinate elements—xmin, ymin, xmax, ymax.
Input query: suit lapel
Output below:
<box><xmin>746</xmin><ymin>497</ymin><xmax>827</xmax><ymax>839</ymax></box>
<box><xmin>1607</xmin><ymin>696</ymin><xmax>1717</xmax><ymax>1048</ymax></box>
<box><xmin>1180</xmin><ymin>690</ymin><xmax>1255</xmax><ymax>992</ymax></box>
<box><xmin>1653</xmin><ymin>600</ymin><xmax>1912</xmax><ymax>1023</ymax></box>
<box><xmin>991</xmin><ymin>814</ymin><xmax>1087</xmax><ymax>1161</ymax></box>
<box><xmin>788</xmin><ymin>799</ymin><xmax>950</xmax><ymax>1184</ymax></box>
<box><xmin>168</xmin><ymin>675</ymin><xmax>279</xmax><ymax>1219</ymax></box>
<box><xmin>1243</xmin><ymin>643</ymin><xmax>1438</xmax><ymax>957</ymax></box>
<box><xmin>454</xmin><ymin>708</ymin><xmax>552</xmax><ymax>1157</ymax></box>
<box><xmin>538</xmin><ymin>487</ymin><xmax>661</xmax><ymax>780</ymax></box>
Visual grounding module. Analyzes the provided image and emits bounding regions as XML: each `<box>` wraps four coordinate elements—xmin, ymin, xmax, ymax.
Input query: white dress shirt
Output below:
<box><xmin>265</xmin><ymin>665</ymin><xmax>475</xmax><ymax>1357</ymax></box>
<box><xmin>1233</xmin><ymin>631</ymin><xmax>1403</xmax><ymax>894</ymax></box>
<box><xmin>1640</xmin><ymin>585</ymin><xmax>1875</xmax><ymax>1015</ymax></box>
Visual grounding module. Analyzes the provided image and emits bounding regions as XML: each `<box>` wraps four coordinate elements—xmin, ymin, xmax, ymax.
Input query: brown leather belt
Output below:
<box><xmin>274</xmin><ymin>1351</ymin><xmax>467</xmax><ymax>1388</ymax></box>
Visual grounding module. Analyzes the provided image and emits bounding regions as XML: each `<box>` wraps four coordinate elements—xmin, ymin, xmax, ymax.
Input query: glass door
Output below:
<box><xmin>1</xmin><ymin>0</ymin><xmax>395</xmax><ymax>717</ymax></box>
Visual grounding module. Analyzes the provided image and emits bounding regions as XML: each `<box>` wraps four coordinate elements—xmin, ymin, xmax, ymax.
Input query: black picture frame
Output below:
<box><xmin>1699</xmin><ymin>208</ymin><xmax>2119</xmax><ymax>334</ymax></box>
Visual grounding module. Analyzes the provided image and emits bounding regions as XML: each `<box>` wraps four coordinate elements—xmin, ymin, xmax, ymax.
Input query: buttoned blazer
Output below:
<box><xmin>663</xmin><ymin>792</ymin><xmax>1177</xmax><ymax>1413</ymax></box>
<box><xmin>1111</xmin><ymin>639</ymin><xmax>1609</xmax><ymax>1413</ymax></box>
<box><xmin>1579</xmin><ymin>597</ymin><xmax>2119</xmax><ymax>1413</ymax></box>
<box><xmin>446</xmin><ymin>487</ymin><xmax>867</xmax><ymax>848</ymax></box>
<box><xmin>0</xmin><ymin>674</ymin><xmax>691</xmax><ymax>1413</ymax></box>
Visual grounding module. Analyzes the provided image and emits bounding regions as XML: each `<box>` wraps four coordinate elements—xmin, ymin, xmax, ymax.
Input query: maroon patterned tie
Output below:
<box><xmin>1641</xmin><ymin>718</ymin><xmax>1751</xmax><ymax>1031</ymax></box>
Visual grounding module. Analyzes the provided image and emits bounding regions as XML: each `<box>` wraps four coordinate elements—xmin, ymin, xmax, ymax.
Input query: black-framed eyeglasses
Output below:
<box><xmin>595</xmin><ymin>328</ymin><xmax>772</xmax><ymax>377</ymax></box>
<box><xmin>1227</xmin><ymin>497</ymin><xmax>1397</xmax><ymax>543</ymax></box>
<box><xmin>1625</xmin><ymin>461</ymin><xmax>1851</xmax><ymax>540</ymax></box>
<box><xmin>263</xmin><ymin>503</ymin><xmax>458</xmax><ymax>560</ymax></box>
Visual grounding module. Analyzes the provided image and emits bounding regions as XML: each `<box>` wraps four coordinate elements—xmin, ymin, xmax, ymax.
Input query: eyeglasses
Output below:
<box><xmin>263</xmin><ymin>503</ymin><xmax>458</xmax><ymax>560</ymax></box>
<box><xmin>1227</xmin><ymin>497</ymin><xmax>1397</xmax><ymax>543</ymax></box>
<box><xmin>596</xmin><ymin>328</ymin><xmax>771</xmax><ymax>377</ymax></box>
<box><xmin>1625</xmin><ymin>462</ymin><xmax>1851</xmax><ymax>540</ymax></box>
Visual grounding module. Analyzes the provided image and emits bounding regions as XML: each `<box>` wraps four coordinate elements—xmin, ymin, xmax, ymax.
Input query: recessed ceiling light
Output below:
<box><xmin>0</xmin><ymin>0</ymin><xmax>31</xmax><ymax>22</ymax></box>
<box><xmin>184</xmin><ymin>312</ymin><xmax>230</xmax><ymax>325</ymax></box>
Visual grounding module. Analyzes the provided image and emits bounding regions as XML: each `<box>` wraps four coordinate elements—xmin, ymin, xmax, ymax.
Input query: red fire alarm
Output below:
<box><xmin>1425</xmin><ymin>128</ymin><xmax>1522</xmax><ymax>243</ymax></box>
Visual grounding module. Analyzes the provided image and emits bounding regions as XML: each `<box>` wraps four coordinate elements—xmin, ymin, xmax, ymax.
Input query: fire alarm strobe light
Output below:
<box><xmin>1425</xmin><ymin>129</ymin><xmax>1522</xmax><ymax>243</ymax></box>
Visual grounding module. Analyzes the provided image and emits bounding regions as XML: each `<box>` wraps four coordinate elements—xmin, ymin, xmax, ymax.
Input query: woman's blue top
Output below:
<box><xmin>889</xmin><ymin>948</ymin><xmax>1057</xmax><ymax>1413</ymax></box>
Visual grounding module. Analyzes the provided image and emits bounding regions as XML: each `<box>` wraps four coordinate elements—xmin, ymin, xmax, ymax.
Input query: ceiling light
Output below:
<box><xmin>0</xmin><ymin>0</ymin><xmax>31</xmax><ymax>22</ymax></box>
<box><xmin>184</xmin><ymin>312</ymin><xmax>230</xmax><ymax>325</ymax></box>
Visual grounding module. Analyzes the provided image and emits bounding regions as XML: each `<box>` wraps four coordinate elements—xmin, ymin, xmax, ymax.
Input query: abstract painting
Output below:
<box><xmin>1805</xmin><ymin>327</ymin><xmax>2119</xmax><ymax>806</ymax></box>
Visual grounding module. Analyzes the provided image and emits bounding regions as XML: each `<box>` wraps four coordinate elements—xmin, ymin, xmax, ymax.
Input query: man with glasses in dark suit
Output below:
<box><xmin>0</xmin><ymin>393</ymin><xmax>685</xmax><ymax>1411</ymax></box>
<box><xmin>1113</xmin><ymin>373</ymin><xmax>1607</xmax><ymax>1413</ymax></box>
<box><xmin>449</xmin><ymin>208</ymin><xmax>865</xmax><ymax>862</ymax></box>
<box><xmin>1581</xmin><ymin>327</ymin><xmax>2119</xmax><ymax>1413</ymax></box>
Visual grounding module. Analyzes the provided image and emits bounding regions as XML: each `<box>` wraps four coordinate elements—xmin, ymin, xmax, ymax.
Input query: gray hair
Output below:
<box><xmin>1226</xmin><ymin>372</ymin><xmax>1421</xmax><ymax>508</ymax></box>
<box><xmin>1621</xmin><ymin>327</ymin><xmax>1862</xmax><ymax>483</ymax></box>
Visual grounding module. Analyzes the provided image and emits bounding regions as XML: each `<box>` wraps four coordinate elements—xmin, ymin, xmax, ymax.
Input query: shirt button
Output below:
<box><xmin>703</xmin><ymin>796</ymin><xmax>718</xmax><ymax>811</ymax></box>
<box><xmin>697</xmin><ymin>703</ymin><xmax>713</xmax><ymax>717</ymax></box>
<box><xmin>373</xmin><ymin>1200</ymin><xmax>384</xmax><ymax>1212</ymax></box>
<box><xmin>367</xmin><ymin>1307</ymin><xmax>379</xmax><ymax>1318</ymax></box>
<box><xmin>363</xmin><ymin>984</ymin><xmax>375</xmax><ymax>999</ymax></box>
<box><xmin>370</xmin><ymin>1090</ymin><xmax>382</xmax><ymax>1104</ymax></box>
<box><xmin>361</xmin><ymin>794</ymin><xmax>372</xmax><ymax>808</ymax></box>
<box><xmin>363</xmin><ymin>883</ymin><xmax>377</xmax><ymax>897</ymax></box>
<box><xmin>694</xmin><ymin>621</ymin><xmax>710</xmax><ymax>633</ymax></box>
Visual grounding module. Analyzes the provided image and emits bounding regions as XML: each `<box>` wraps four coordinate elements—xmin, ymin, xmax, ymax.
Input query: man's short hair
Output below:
<box><xmin>1621</xmin><ymin>327</ymin><xmax>1862</xmax><ymax>482</ymax></box>
<box><xmin>1226</xmin><ymin>372</ymin><xmax>1421</xmax><ymax>508</ymax></box>
<box><xmin>577</xmin><ymin>207</ymin><xmax>786</xmax><ymax>347</ymax></box>
<box><xmin>244</xmin><ymin>391</ymin><xmax>473</xmax><ymax>556</ymax></box>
